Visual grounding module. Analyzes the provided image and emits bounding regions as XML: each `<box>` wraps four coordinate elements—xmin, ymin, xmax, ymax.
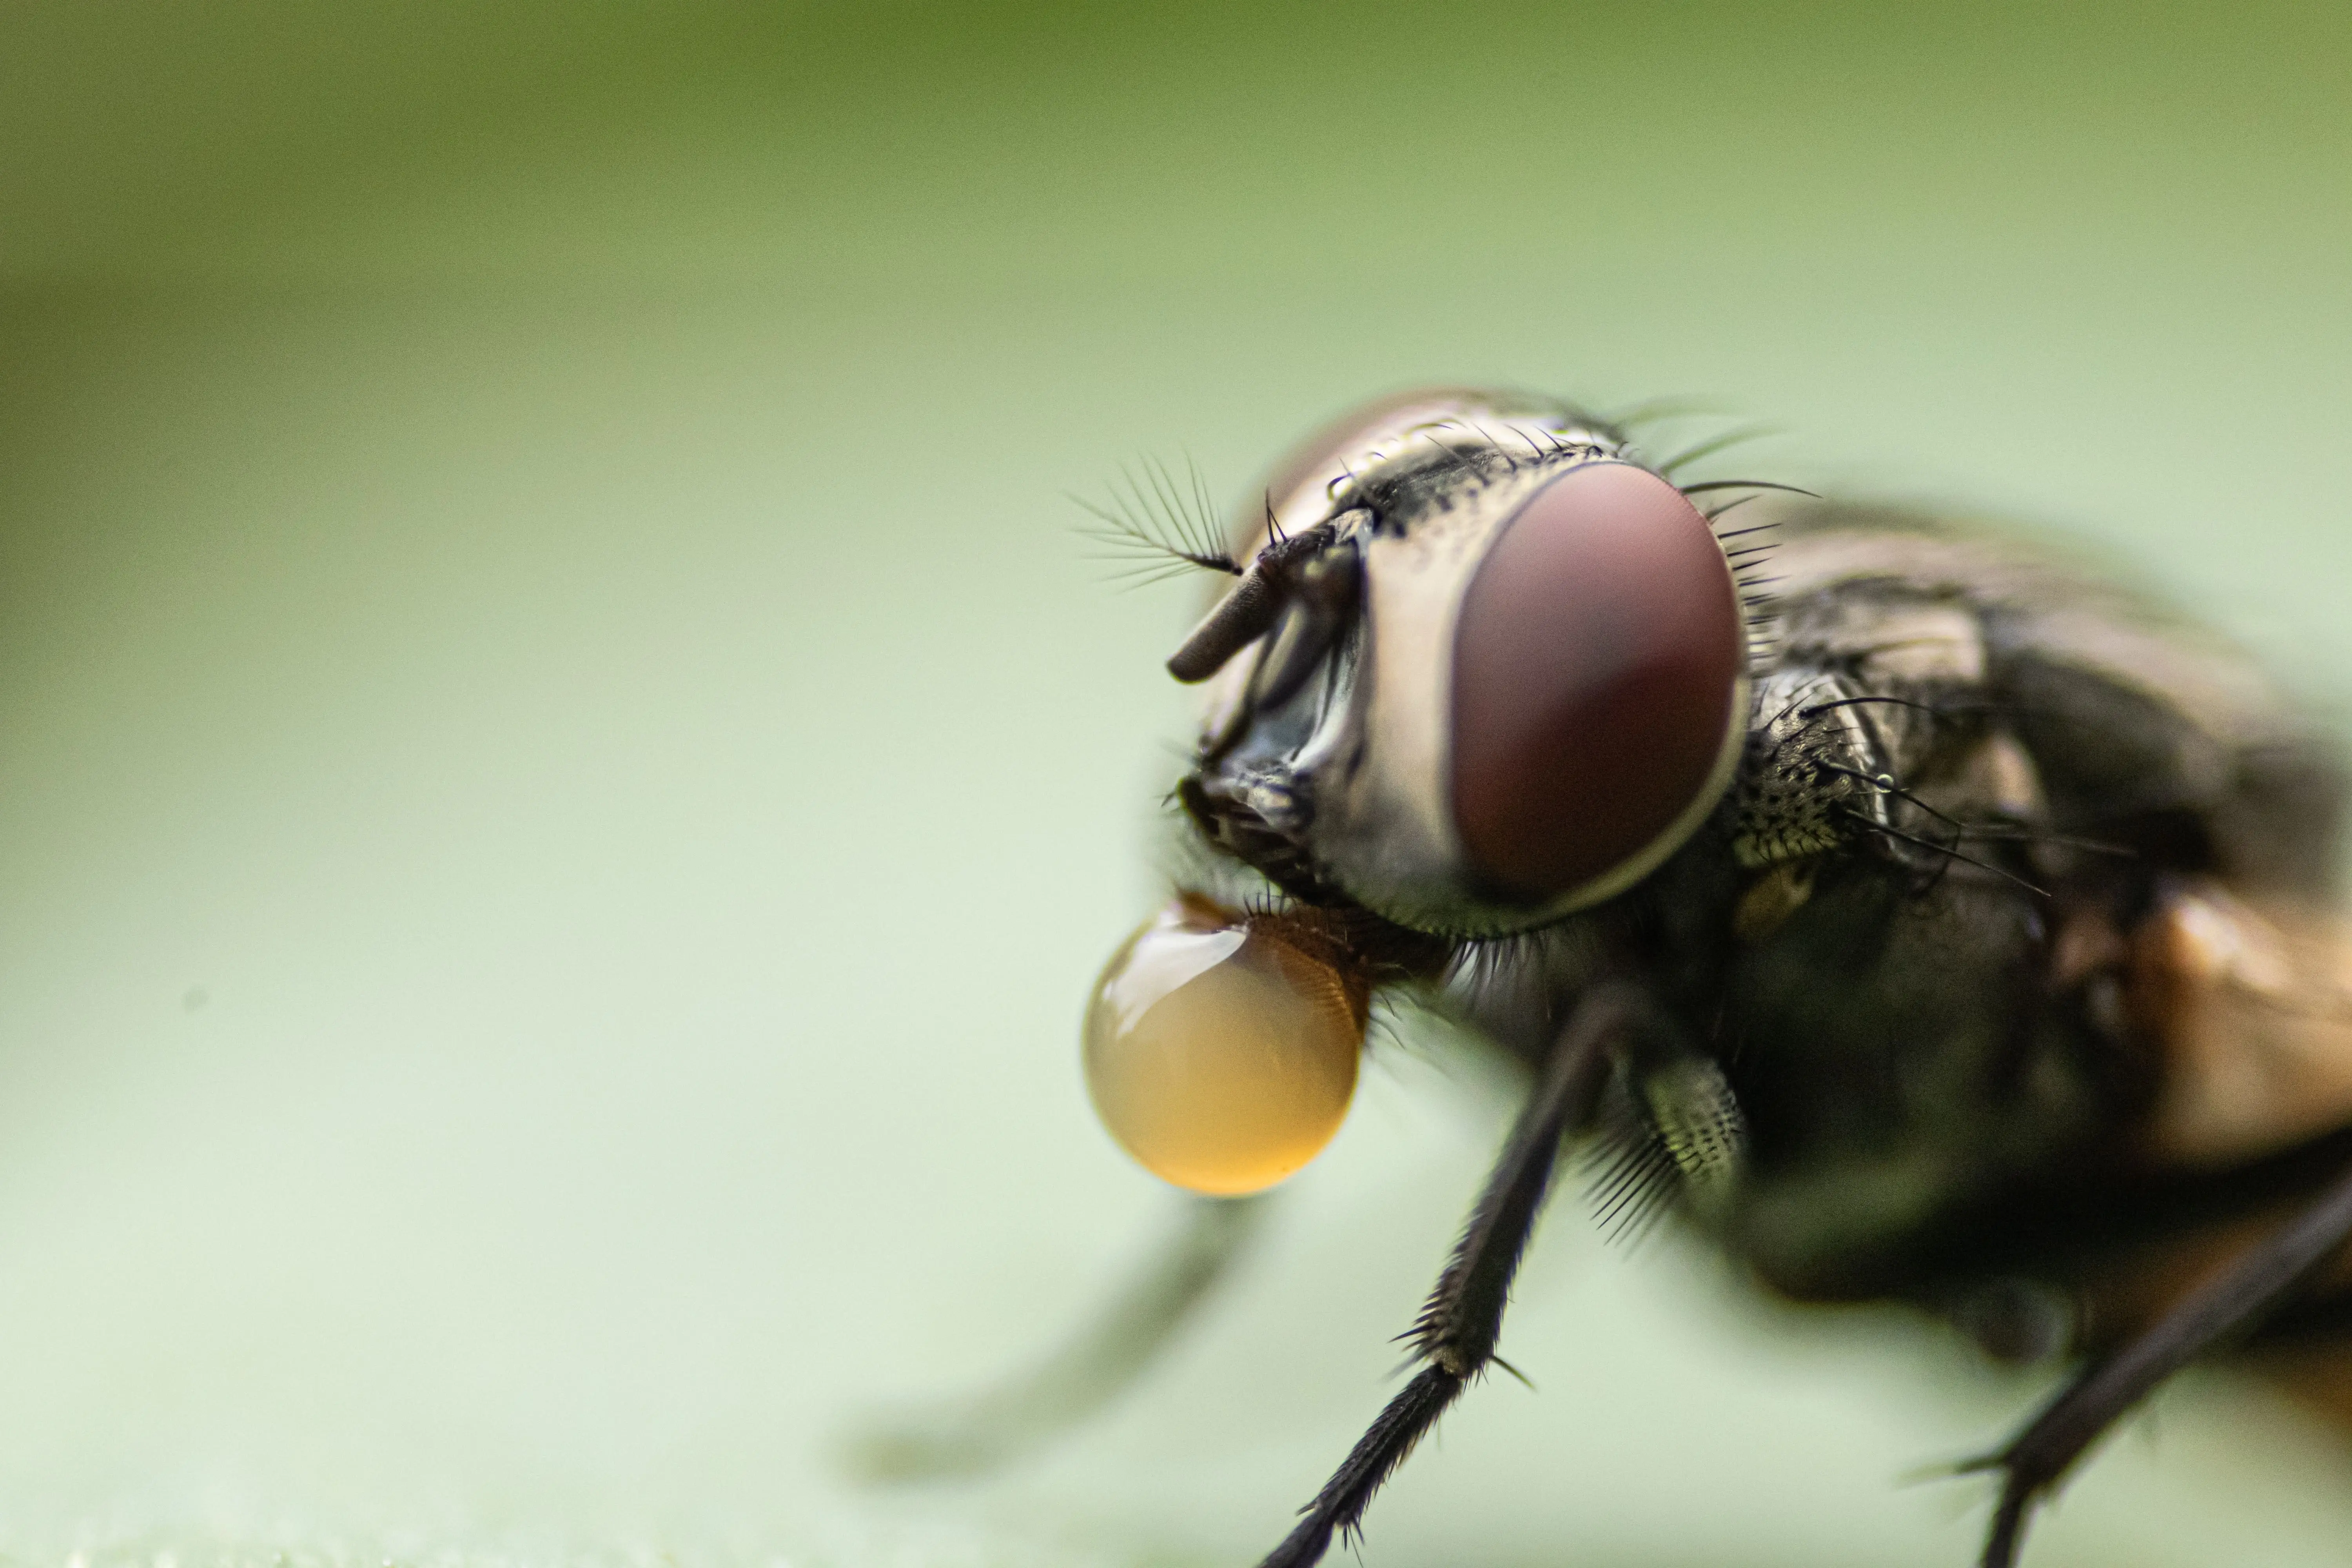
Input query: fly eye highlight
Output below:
<box><xmin>1082</xmin><ymin>897</ymin><xmax>1368</xmax><ymax>1195</ymax></box>
<box><xmin>1450</xmin><ymin>462</ymin><xmax>1746</xmax><ymax>905</ymax></box>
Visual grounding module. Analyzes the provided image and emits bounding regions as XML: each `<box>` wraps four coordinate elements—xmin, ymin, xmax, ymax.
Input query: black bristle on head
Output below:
<box><xmin>1679</xmin><ymin>478</ymin><xmax>1820</xmax><ymax>499</ymax></box>
<box><xmin>1656</xmin><ymin>425</ymin><xmax>1779</xmax><ymax>479</ymax></box>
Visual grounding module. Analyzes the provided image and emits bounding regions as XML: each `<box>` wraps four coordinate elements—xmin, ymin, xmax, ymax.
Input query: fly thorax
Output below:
<box><xmin>1730</xmin><ymin>669</ymin><xmax>1888</xmax><ymax>871</ymax></box>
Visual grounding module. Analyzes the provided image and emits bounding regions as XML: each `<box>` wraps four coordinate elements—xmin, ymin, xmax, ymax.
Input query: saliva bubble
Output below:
<box><xmin>1082</xmin><ymin>896</ymin><xmax>1366</xmax><ymax>1195</ymax></box>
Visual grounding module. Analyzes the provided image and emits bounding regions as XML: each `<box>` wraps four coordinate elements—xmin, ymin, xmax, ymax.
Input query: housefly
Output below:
<box><xmin>858</xmin><ymin>389</ymin><xmax>2352</xmax><ymax>1568</ymax></box>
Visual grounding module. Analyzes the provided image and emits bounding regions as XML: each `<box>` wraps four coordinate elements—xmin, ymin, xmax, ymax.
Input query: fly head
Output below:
<box><xmin>1180</xmin><ymin>389</ymin><xmax>1755</xmax><ymax>936</ymax></box>
<box><xmin>1080</xmin><ymin>389</ymin><xmax>1760</xmax><ymax>1197</ymax></box>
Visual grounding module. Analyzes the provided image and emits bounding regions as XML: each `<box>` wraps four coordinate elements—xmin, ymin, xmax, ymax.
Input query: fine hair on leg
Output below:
<box><xmin>1256</xmin><ymin>982</ymin><xmax>1650</xmax><ymax>1568</ymax></box>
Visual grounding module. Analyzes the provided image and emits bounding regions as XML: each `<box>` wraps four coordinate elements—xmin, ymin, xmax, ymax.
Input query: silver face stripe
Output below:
<box><xmin>1311</xmin><ymin>464</ymin><xmax>1564</xmax><ymax>929</ymax></box>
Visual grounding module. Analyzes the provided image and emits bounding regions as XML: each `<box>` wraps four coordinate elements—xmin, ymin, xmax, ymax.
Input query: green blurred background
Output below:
<box><xmin>6</xmin><ymin>2</ymin><xmax>2352</xmax><ymax>1564</ymax></box>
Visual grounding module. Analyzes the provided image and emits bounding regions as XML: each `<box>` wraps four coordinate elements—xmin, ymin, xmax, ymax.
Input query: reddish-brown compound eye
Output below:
<box><xmin>1449</xmin><ymin>462</ymin><xmax>1743</xmax><ymax>904</ymax></box>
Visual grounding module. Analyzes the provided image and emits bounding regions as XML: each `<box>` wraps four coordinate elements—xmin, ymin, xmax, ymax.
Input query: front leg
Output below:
<box><xmin>1256</xmin><ymin>983</ymin><xmax>1647</xmax><ymax>1568</ymax></box>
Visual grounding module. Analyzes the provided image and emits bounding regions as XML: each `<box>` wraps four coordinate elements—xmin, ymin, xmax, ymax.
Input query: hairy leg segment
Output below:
<box><xmin>1256</xmin><ymin>983</ymin><xmax>1649</xmax><ymax>1568</ymax></box>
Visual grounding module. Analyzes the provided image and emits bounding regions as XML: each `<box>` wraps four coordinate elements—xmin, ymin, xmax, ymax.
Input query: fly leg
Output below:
<box><xmin>1256</xmin><ymin>983</ymin><xmax>1644</xmax><ymax>1568</ymax></box>
<box><xmin>846</xmin><ymin>1191</ymin><xmax>1268</xmax><ymax>1480</ymax></box>
<box><xmin>1972</xmin><ymin>1156</ymin><xmax>2352</xmax><ymax>1568</ymax></box>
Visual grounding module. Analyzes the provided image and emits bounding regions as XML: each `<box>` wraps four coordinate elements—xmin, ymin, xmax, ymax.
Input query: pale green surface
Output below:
<box><xmin>6</xmin><ymin>3</ymin><xmax>2352</xmax><ymax>1564</ymax></box>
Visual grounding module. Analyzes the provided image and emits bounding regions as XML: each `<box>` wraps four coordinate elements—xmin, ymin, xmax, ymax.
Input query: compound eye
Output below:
<box><xmin>1082</xmin><ymin>898</ymin><xmax>1366</xmax><ymax>1195</ymax></box>
<box><xmin>1450</xmin><ymin>462</ymin><xmax>1744</xmax><ymax>904</ymax></box>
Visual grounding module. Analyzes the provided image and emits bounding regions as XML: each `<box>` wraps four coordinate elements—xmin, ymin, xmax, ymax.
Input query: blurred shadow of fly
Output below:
<box><xmin>853</xmin><ymin>389</ymin><xmax>2352</xmax><ymax>1568</ymax></box>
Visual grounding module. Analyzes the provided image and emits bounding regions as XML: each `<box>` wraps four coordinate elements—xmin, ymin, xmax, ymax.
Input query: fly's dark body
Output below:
<box><xmin>859</xmin><ymin>389</ymin><xmax>2352</xmax><ymax>1568</ymax></box>
<box><xmin>1439</xmin><ymin>505</ymin><xmax>2346</xmax><ymax>1314</ymax></box>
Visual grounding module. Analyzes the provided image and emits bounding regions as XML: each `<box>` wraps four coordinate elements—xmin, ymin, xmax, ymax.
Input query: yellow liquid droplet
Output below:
<box><xmin>1083</xmin><ymin>900</ymin><xmax>1364</xmax><ymax>1195</ymax></box>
